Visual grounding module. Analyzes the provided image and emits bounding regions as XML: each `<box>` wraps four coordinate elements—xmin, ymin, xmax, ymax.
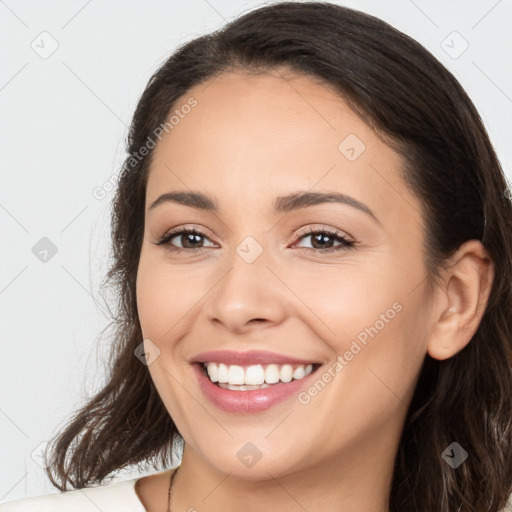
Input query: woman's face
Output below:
<box><xmin>136</xmin><ymin>69</ymin><xmax>433</xmax><ymax>480</ymax></box>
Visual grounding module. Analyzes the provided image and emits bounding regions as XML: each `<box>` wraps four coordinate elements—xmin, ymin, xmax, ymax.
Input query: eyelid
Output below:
<box><xmin>163</xmin><ymin>224</ymin><xmax>216</xmax><ymax>241</ymax></box>
<box><xmin>293</xmin><ymin>224</ymin><xmax>353</xmax><ymax>242</ymax></box>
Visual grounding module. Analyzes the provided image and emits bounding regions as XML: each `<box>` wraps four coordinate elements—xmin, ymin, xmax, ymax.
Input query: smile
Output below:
<box><xmin>202</xmin><ymin>362</ymin><xmax>317</xmax><ymax>390</ymax></box>
<box><xmin>193</xmin><ymin>361</ymin><xmax>322</xmax><ymax>413</ymax></box>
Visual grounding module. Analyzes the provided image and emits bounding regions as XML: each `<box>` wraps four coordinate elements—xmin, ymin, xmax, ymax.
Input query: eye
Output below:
<box><xmin>154</xmin><ymin>226</ymin><xmax>356</xmax><ymax>255</ymax></box>
<box><xmin>155</xmin><ymin>227</ymin><xmax>216</xmax><ymax>254</ymax></box>
<box><xmin>292</xmin><ymin>227</ymin><xmax>356</xmax><ymax>253</ymax></box>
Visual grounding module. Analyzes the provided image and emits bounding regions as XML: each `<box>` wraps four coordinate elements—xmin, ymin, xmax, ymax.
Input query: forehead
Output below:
<box><xmin>146</xmin><ymin>69</ymin><xmax>422</xmax><ymax>230</ymax></box>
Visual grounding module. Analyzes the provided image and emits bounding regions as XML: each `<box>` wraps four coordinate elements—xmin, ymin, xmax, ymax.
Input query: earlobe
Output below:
<box><xmin>426</xmin><ymin>240</ymin><xmax>494</xmax><ymax>361</ymax></box>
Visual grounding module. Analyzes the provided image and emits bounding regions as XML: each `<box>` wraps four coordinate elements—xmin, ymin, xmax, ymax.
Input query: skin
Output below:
<box><xmin>134</xmin><ymin>68</ymin><xmax>494</xmax><ymax>512</ymax></box>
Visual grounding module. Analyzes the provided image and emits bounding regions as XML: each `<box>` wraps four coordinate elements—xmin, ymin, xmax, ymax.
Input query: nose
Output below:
<box><xmin>206</xmin><ymin>248</ymin><xmax>290</xmax><ymax>335</ymax></box>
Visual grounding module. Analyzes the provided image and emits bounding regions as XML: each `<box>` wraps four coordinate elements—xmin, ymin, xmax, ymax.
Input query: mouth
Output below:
<box><xmin>189</xmin><ymin>349</ymin><xmax>325</xmax><ymax>412</ymax></box>
<box><xmin>196</xmin><ymin>361</ymin><xmax>322</xmax><ymax>391</ymax></box>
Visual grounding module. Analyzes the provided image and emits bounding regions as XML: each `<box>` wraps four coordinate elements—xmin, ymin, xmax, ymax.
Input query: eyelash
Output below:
<box><xmin>155</xmin><ymin>226</ymin><xmax>356</xmax><ymax>255</ymax></box>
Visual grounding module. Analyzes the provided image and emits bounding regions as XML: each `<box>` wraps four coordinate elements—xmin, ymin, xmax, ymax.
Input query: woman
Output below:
<box><xmin>2</xmin><ymin>2</ymin><xmax>511</xmax><ymax>511</ymax></box>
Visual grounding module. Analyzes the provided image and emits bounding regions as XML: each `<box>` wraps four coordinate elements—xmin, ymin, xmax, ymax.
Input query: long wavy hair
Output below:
<box><xmin>44</xmin><ymin>2</ymin><xmax>512</xmax><ymax>510</ymax></box>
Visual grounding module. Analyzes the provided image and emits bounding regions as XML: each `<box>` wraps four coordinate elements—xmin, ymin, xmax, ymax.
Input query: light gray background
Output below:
<box><xmin>1</xmin><ymin>0</ymin><xmax>511</xmax><ymax>502</ymax></box>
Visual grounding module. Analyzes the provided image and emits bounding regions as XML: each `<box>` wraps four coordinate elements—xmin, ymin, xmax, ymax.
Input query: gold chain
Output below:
<box><xmin>167</xmin><ymin>466</ymin><xmax>180</xmax><ymax>512</ymax></box>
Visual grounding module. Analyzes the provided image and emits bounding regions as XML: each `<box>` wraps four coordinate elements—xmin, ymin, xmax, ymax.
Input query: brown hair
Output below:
<box><xmin>44</xmin><ymin>2</ymin><xmax>512</xmax><ymax>510</ymax></box>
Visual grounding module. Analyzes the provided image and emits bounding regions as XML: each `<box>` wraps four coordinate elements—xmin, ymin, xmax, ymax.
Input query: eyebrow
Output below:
<box><xmin>148</xmin><ymin>190</ymin><xmax>379</xmax><ymax>224</ymax></box>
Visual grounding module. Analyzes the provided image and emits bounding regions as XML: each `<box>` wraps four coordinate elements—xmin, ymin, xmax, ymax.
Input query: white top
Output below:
<box><xmin>2</xmin><ymin>474</ymin><xmax>512</xmax><ymax>511</ymax></box>
<box><xmin>0</xmin><ymin>475</ymin><xmax>147</xmax><ymax>512</ymax></box>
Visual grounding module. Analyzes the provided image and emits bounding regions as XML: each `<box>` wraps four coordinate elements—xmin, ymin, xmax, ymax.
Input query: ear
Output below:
<box><xmin>427</xmin><ymin>239</ymin><xmax>494</xmax><ymax>360</ymax></box>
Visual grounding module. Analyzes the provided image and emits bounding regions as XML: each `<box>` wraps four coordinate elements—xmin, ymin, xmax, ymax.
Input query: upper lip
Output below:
<box><xmin>189</xmin><ymin>350</ymin><xmax>321</xmax><ymax>366</ymax></box>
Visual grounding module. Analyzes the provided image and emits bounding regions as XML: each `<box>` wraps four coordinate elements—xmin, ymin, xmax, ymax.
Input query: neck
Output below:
<box><xmin>173</xmin><ymin>429</ymin><xmax>397</xmax><ymax>512</ymax></box>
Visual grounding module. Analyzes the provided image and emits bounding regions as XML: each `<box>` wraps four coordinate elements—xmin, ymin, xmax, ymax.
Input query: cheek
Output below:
<box><xmin>290</xmin><ymin>265</ymin><xmax>399</xmax><ymax>345</ymax></box>
<box><xmin>338</xmin><ymin>289</ymin><xmax>428</xmax><ymax>415</ymax></box>
<box><xmin>299</xmin><ymin>262</ymin><xmax>427</xmax><ymax>384</ymax></box>
<box><xmin>136</xmin><ymin>252</ymin><xmax>208</xmax><ymax>342</ymax></box>
<box><xmin>136</xmin><ymin>255</ymin><xmax>177</xmax><ymax>340</ymax></box>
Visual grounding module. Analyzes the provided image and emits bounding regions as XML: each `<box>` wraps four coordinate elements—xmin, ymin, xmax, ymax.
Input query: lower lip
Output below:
<box><xmin>193</xmin><ymin>363</ymin><xmax>320</xmax><ymax>413</ymax></box>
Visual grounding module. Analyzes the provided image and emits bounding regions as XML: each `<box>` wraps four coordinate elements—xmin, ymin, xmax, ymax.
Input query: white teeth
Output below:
<box><xmin>204</xmin><ymin>362</ymin><xmax>315</xmax><ymax>387</ymax></box>
<box><xmin>206</xmin><ymin>362</ymin><xmax>219</xmax><ymax>382</ymax></box>
<box><xmin>227</xmin><ymin>365</ymin><xmax>245</xmax><ymax>385</ymax></box>
<box><xmin>245</xmin><ymin>364</ymin><xmax>265</xmax><ymax>385</ymax></box>
<box><xmin>265</xmin><ymin>364</ymin><xmax>280</xmax><ymax>384</ymax></box>
<box><xmin>292</xmin><ymin>365</ymin><xmax>305</xmax><ymax>379</ymax></box>
<box><xmin>218</xmin><ymin>383</ymin><xmax>270</xmax><ymax>390</ymax></box>
<box><xmin>280</xmin><ymin>364</ymin><xmax>293</xmax><ymax>383</ymax></box>
<box><xmin>217</xmin><ymin>363</ymin><xmax>228</xmax><ymax>383</ymax></box>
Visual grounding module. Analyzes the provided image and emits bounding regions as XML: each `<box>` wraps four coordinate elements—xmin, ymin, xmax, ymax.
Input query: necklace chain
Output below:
<box><xmin>167</xmin><ymin>466</ymin><xmax>180</xmax><ymax>512</ymax></box>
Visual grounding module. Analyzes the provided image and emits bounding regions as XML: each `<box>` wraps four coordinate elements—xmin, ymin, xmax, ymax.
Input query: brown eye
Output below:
<box><xmin>155</xmin><ymin>228</ymin><xmax>215</xmax><ymax>253</ymax></box>
<box><xmin>293</xmin><ymin>228</ymin><xmax>356</xmax><ymax>253</ymax></box>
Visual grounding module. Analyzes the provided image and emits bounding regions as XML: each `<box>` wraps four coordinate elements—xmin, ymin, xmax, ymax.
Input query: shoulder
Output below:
<box><xmin>0</xmin><ymin>476</ymin><xmax>146</xmax><ymax>512</ymax></box>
